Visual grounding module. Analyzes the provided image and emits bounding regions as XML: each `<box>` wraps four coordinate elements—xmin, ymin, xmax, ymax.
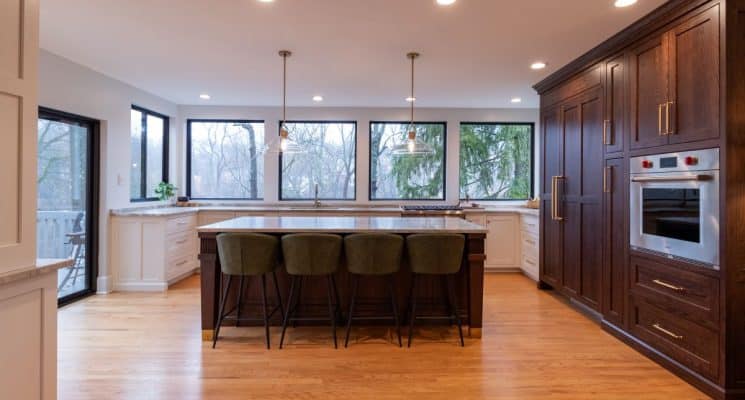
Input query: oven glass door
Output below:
<box><xmin>641</xmin><ymin>188</ymin><xmax>700</xmax><ymax>243</ymax></box>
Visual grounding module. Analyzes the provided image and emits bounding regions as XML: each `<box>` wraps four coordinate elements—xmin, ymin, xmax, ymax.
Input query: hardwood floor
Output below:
<box><xmin>58</xmin><ymin>273</ymin><xmax>707</xmax><ymax>400</ymax></box>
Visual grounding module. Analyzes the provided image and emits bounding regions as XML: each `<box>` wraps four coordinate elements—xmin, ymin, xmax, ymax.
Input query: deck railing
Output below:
<box><xmin>36</xmin><ymin>210</ymin><xmax>84</xmax><ymax>259</ymax></box>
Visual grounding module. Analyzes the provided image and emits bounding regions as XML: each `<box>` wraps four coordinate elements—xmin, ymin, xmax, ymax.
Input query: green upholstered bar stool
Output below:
<box><xmin>279</xmin><ymin>233</ymin><xmax>343</xmax><ymax>349</ymax></box>
<box><xmin>405</xmin><ymin>233</ymin><xmax>466</xmax><ymax>347</ymax></box>
<box><xmin>343</xmin><ymin>233</ymin><xmax>404</xmax><ymax>348</ymax></box>
<box><xmin>213</xmin><ymin>233</ymin><xmax>285</xmax><ymax>349</ymax></box>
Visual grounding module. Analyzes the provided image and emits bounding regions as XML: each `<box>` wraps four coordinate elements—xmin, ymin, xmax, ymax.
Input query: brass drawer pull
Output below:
<box><xmin>175</xmin><ymin>260</ymin><xmax>188</xmax><ymax>266</ymax></box>
<box><xmin>602</xmin><ymin>119</ymin><xmax>611</xmax><ymax>145</ymax></box>
<box><xmin>666</xmin><ymin>101</ymin><xmax>674</xmax><ymax>135</ymax></box>
<box><xmin>176</xmin><ymin>239</ymin><xmax>187</xmax><ymax>245</ymax></box>
<box><xmin>524</xmin><ymin>239</ymin><xmax>537</xmax><ymax>246</ymax></box>
<box><xmin>652</xmin><ymin>323</ymin><xmax>683</xmax><ymax>340</ymax></box>
<box><xmin>603</xmin><ymin>166</ymin><xmax>612</xmax><ymax>193</ymax></box>
<box><xmin>524</xmin><ymin>258</ymin><xmax>536</xmax><ymax>266</ymax></box>
<box><xmin>658</xmin><ymin>103</ymin><xmax>664</xmax><ymax>136</ymax></box>
<box><xmin>652</xmin><ymin>279</ymin><xmax>685</xmax><ymax>292</ymax></box>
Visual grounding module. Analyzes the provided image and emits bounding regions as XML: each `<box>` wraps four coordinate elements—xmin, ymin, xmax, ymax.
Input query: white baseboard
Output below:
<box><xmin>96</xmin><ymin>275</ymin><xmax>112</xmax><ymax>294</ymax></box>
<box><xmin>113</xmin><ymin>281</ymin><xmax>168</xmax><ymax>292</ymax></box>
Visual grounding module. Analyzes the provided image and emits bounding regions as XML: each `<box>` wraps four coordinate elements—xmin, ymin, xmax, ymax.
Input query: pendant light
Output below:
<box><xmin>265</xmin><ymin>50</ymin><xmax>304</xmax><ymax>155</ymax></box>
<box><xmin>390</xmin><ymin>52</ymin><xmax>434</xmax><ymax>156</ymax></box>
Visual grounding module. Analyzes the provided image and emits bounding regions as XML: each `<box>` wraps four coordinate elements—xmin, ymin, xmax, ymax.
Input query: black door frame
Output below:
<box><xmin>38</xmin><ymin>107</ymin><xmax>100</xmax><ymax>306</ymax></box>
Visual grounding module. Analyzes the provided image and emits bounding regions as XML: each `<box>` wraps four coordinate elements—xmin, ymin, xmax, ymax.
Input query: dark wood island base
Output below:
<box><xmin>197</xmin><ymin>216</ymin><xmax>487</xmax><ymax>341</ymax></box>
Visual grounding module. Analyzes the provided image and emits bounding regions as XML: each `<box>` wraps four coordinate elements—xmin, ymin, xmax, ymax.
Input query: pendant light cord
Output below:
<box><xmin>283</xmin><ymin>52</ymin><xmax>287</xmax><ymax>124</ymax></box>
<box><xmin>410</xmin><ymin>53</ymin><xmax>415</xmax><ymax>126</ymax></box>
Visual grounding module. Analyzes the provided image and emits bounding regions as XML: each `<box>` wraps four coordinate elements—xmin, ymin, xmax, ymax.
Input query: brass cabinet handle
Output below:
<box><xmin>176</xmin><ymin>239</ymin><xmax>187</xmax><ymax>245</ymax></box>
<box><xmin>652</xmin><ymin>279</ymin><xmax>685</xmax><ymax>292</ymax></box>
<box><xmin>603</xmin><ymin>166</ymin><xmax>612</xmax><ymax>193</ymax></box>
<box><xmin>658</xmin><ymin>103</ymin><xmax>664</xmax><ymax>136</ymax></box>
<box><xmin>666</xmin><ymin>101</ymin><xmax>674</xmax><ymax>135</ymax></box>
<box><xmin>551</xmin><ymin>176</ymin><xmax>564</xmax><ymax>221</ymax></box>
<box><xmin>652</xmin><ymin>323</ymin><xmax>684</xmax><ymax>340</ymax></box>
<box><xmin>602</xmin><ymin>119</ymin><xmax>611</xmax><ymax>145</ymax></box>
<box><xmin>175</xmin><ymin>260</ymin><xmax>188</xmax><ymax>266</ymax></box>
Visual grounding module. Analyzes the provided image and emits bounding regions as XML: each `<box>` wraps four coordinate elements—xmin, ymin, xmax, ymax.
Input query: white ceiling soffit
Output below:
<box><xmin>40</xmin><ymin>0</ymin><xmax>666</xmax><ymax>108</ymax></box>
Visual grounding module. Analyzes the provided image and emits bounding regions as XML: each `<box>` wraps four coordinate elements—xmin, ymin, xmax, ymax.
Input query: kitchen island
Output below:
<box><xmin>197</xmin><ymin>216</ymin><xmax>487</xmax><ymax>340</ymax></box>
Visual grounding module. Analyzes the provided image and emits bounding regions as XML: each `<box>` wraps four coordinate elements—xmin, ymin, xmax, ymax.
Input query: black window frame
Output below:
<box><xmin>458</xmin><ymin>121</ymin><xmax>535</xmax><ymax>201</ymax></box>
<box><xmin>130</xmin><ymin>105</ymin><xmax>169</xmax><ymax>202</ymax></box>
<box><xmin>278</xmin><ymin>120</ymin><xmax>358</xmax><ymax>201</ymax></box>
<box><xmin>368</xmin><ymin>120</ymin><xmax>448</xmax><ymax>201</ymax></box>
<box><xmin>186</xmin><ymin>119</ymin><xmax>266</xmax><ymax>201</ymax></box>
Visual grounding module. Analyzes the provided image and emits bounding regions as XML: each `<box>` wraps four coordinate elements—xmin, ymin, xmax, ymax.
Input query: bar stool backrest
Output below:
<box><xmin>344</xmin><ymin>233</ymin><xmax>404</xmax><ymax>275</ymax></box>
<box><xmin>281</xmin><ymin>233</ymin><xmax>342</xmax><ymax>276</ymax></box>
<box><xmin>406</xmin><ymin>233</ymin><xmax>465</xmax><ymax>275</ymax></box>
<box><xmin>216</xmin><ymin>233</ymin><xmax>280</xmax><ymax>276</ymax></box>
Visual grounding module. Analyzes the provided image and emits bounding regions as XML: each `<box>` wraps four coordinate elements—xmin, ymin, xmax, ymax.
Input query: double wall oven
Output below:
<box><xmin>630</xmin><ymin>148</ymin><xmax>720</xmax><ymax>269</ymax></box>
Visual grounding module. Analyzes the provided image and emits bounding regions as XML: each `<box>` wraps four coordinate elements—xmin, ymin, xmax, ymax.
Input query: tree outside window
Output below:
<box><xmin>370</xmin><ymin>122</ymin><xmax>446</xmax><ymax>200</ymax></box>
<box><xmin>459</xmin><ymin>123</ymin><xmax>533</xmax><ymax>200</ymax></box>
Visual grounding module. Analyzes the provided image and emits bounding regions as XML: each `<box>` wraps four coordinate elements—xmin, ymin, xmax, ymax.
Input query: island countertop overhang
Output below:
<box><xmin>197</xmin><ymin>216</ymin><xmax>488</xmax><ymax>235</ymax></box>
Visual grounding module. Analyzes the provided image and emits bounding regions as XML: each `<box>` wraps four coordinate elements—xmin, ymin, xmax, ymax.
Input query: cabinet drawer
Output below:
<box><xmin>521</xmin><ymin>231</ymin><xmax>539</xmax><ymax>255</ymax></box>
<box><xmin>630</xmin><ymin>256</ymin><xmax>719</xmax><ymax>326</ymax></box>
<box><xmin>630</xmin><ymin>299</ymin><xmax>719</xmax><ymax>380</ymax></box>
<box><xmin>520</xmin><ymin>215</ymin><xmax>539</xmax><ymax>234</ymax></box>
<box><xmin>167</xmin><ymin>253</ymin><xmax>195</xmax><ymax>280</ymax></box>
<box><xmin>166</xmin><ymin>230</ymin><xmax>196</xmax><ymax>260</ymax></box>
<box><xmin>166</xmin><ymin>215</ymin><xmax>197</xmax><ymax>234</ymax></box>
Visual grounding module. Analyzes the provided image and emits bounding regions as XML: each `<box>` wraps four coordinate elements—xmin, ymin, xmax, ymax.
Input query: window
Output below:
<box><xmin>187</xmin><ymin>120</ymin><xmax>265</xmax><ymax>200</ymax></box>
<box><xmin>130</xmin><ymin>106</ymin><xmax>168</xmax><ymax>201</ymax></box>
<box><xmin>459</xmin><ymin>122</ymin><xmax>534</xmax><ymax>200</ymax></box>
<box><xmin>279</xmin><ymin>121</ymin><xmax>356</xmax><ymax>200</ymax></box>
<box><xmin>369</xmin><ymin>122</ymin><xmax>446</xmax><ymax>200</ymax></box>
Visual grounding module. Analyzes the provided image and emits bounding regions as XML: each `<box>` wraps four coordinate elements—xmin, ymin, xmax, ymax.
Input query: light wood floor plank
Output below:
<box><xmin>58</xmin><ymin>273</ymin><xmax>708</xmax><ymax>399</ymax></box>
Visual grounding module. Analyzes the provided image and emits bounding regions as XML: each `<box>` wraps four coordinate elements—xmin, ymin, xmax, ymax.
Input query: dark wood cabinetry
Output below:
<box><xmin>602</xmin><ymin>157</ymin><xmax>626</xmax><ymax>327</ymax></box>
<box><xmin>534</xmin><ymin>1</ymin><xmax>745</xmax><ymax>398</ymax></box>
<box><xmin>630</xmin><ymin>4</ymin><xmax>720</xmax><ymax>150</ymax></box>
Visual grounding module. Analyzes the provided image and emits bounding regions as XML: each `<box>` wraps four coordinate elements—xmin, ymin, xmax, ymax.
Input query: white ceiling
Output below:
<box><xmin>39</xmin><ymin>0</ymin><xmax>666</xmax><ymax>108</ymax></box>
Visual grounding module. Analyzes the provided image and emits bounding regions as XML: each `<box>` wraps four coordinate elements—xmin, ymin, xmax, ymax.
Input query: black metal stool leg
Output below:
<box><xmin>441</xmin><ymin>275</ymin><xmax>453</xmax><ymax>326</ymax></box>
<box><xmin>260</xmin><ymin>274</ymin><xmax>270</xmax><ymax>349</ymax></box>
<box><xmin>272</xmin><ymin>271</ymin><xmax>285</xmax><ymax>322</ymax></box>
<box><xmin>388</xmin><ymin>275</ymin><xmax>402</xmax><ymax>347</ymax></box>
<box><xmin>407</xmin><ymin>274</ymin><xmax>418</xmax><ymax>348</ymax></box>
<box><xmin>326</xmin><ymin>275</ymin><xmax>338</xmax><ymax>348</ymax></box>
<box><xmin>236</xmin><ymin>276</ymin><xmax>245</xmax><ymax>324</ymax></box>
<box><xmin>293</xmin><ymin>276</ymin><xmax>304</xmax><ymax>328</ymax></box>
<box><xmin>344</xmin><ymin>274</ymin><xmax>359</xmax><ymax>348</ymax></box>
<box><xmin>447</xmin><ymin>275</ymin><xmax>465</xmax><ymax>347</ymax></box>
<box><xmin>331</xmin><ymin>275</ymin><xmax>343</xmax><ymax>322</ymax></box>
<box><xmin>279</xmin><ymin>275</ymin><xmax>297</xmax><ymax>349</ymax></box>
<box><xmin>213</xmin><ymin>275</ymin><xmax>233</xmax><ymax>349</ymax></box>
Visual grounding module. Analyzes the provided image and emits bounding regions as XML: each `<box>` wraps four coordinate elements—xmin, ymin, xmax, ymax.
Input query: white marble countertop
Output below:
<box><xmin>111</xmin><ymin>204</ymin><xmax>539</xmax><ymax>217</ymax></box>
<box><xmin>0</xmin><ymin>258</ymin><xmax>74</xmax><ymax>286</ymax></box>
<box><xmin>197</xmin><ymin>216</ymin><xmax>488</xmax><ymax>234</ymax></box>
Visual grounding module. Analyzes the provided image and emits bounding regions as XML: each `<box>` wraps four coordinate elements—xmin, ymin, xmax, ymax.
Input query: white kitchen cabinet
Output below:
<box><xmin>520</xmin><ymin>214</ymin><xmax>540</xmax><ymax>281</ymax></box>
<box><xmin>198</xmin><ymin>211</ymin><xmax>236</xmax><ymax>226</ymax></box>
<box><xmin>483</xmin><ymin>215</ymin><xmax>520</xmax><ymax>270</ymax></box>
<box><xmin>110</xmin><ymin>213</ymin><xmax>199</xmax><ymax>291</ymax></box>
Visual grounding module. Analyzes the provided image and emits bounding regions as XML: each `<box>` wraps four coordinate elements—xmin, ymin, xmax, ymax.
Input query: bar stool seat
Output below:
<box><xmin>343</xmin><ymin>233</ymin><xmax>404</xmax><ymax>347</ymax></box>
<box><xmin>279</xmin><ymin>233</ymin><xmax>343</xmax><ymax>349</ymax></box>
<box><xmin>405</xmin><ymin>233</ymin><xmax>466</xmax><ymax>347</ymax></box>
<box><xmin>213</xmin><ymin>233</ymin><xmax>285</xmax><ymax>349</ymax></box>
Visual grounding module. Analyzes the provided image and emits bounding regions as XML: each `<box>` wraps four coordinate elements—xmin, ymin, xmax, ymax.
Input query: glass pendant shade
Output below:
<box><xmin>265</xmin><ymin>124</ymin><xmax>304</xmax><ymax>154</ymax></box>
<box><xmin>391</xmin><ymin>126</ymin><xmax>434</xmax><ymax>156</ymax></box>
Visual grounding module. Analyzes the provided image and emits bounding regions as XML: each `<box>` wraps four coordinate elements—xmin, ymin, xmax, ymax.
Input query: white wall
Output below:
<box><xmin>176</xmin><ymin>106</ymin><xmax>540</xmax><ymax>205</ymax></box>
<box><xmin>39</xmin><ymin>50</ymin><xmax>179</xmax><ymax>293</ymax></box>
<box><xmin>39</xmin><ymin>51</ymin><xmax>539</xmax><ymax>293</ymax></box>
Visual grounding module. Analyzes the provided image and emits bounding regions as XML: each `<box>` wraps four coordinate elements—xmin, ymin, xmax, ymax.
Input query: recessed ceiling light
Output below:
<box><xmin>614</xmin><ymin>0</ymin><xmax>637</xmax><ymax>7</ymax></box>
<box><xmin>199</xmin><ymin>93</ymin><xmax>210</xmax><ymax>100</ymax></box>
<box><xmin>258</xmin><ymin>0</ymin><xmax>274</xmax><ymax>3</ymax></box>
<box><xmin>312</xmin><ymin>95</ymin><xmax>324</xmax><ymax>102</ymax></box>
<box><xmin>436</xmin><ymin>0</ymin><xmax>457</xmax><ymax>5</ymax></box>
<box><xmin>406</xmin><ymin>97</ymin><xmax>416</xmax><ymax>102</ymax></box>
<box><xmin>511</xmin><ymin>97</ymin><xmax>522</xmax><ymax>103</ymax></box>
<box><xmin>530</xmin><ymin>61</ymin><xmax>547</xmax><ymax>70</ymax></box>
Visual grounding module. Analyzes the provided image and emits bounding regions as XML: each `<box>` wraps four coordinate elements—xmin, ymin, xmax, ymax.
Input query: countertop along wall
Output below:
<box><xmin>39</xmin><ymin>50</ymin><xmax>179</xmax><ymax>293</ymax></box>
<box><xmin>39</xmin><ymin>50</ymin><xmax>540</xmax><ymax>293</ymax></box>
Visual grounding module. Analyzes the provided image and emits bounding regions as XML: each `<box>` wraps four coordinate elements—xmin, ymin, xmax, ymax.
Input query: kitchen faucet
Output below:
<box><xmin>314</xmin><ymin>183</ymin><xmax>322</xmax><ymax>208</ymax></box>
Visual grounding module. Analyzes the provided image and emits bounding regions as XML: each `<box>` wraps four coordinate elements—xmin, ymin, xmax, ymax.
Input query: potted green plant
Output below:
<box><xmin>154</xmin><ymin>181</ymin><xmax>177</xmax><ymax>203</ymax></box>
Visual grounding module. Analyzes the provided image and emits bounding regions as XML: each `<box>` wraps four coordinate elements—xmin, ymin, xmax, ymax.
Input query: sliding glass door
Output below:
<box><xmin>37</xmin><ymin>108</ymin><xmax>99</xmax><ymax>304</ymax></box>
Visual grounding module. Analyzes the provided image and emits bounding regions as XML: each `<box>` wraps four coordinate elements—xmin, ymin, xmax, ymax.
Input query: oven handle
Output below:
<box><xmin>631</xmin><ymin>174</ymin><xmax>713</xmax><ymax>183</ymax></box>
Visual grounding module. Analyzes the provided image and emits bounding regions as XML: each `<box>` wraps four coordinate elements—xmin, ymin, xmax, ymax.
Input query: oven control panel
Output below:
<box><xmin>631</xmin><ymin>148</ymin><xmax>719</xmax><ymax>174</ymax></box>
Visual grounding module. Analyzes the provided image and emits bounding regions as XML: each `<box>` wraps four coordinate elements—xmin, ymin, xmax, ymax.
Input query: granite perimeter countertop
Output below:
<box><xmin>0</xmin><ymin>258</ymin><xmax>74</xmax><ymax>286</ymax></box>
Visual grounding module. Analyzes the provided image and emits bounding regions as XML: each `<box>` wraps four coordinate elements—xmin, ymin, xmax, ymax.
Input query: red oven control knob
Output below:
<box><xmin>685</xmin><ymin>156</ymin><xmax>699</xmax><ymax>166</ymax></box>
<box><xmin>642</xmin><ymin>160</ymin><xmax>653</xmax><ymax>169</ymax></box>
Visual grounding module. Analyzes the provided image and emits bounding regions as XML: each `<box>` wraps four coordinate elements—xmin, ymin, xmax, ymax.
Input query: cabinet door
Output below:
<box><xmin>562</xmin><ymin>88</ymin><xmax>604</xmax><ymax>309</ymax></box>
<box><xmin>539</xmin><ymin>106</ymin><xmax>563</xmax><ymax>288</ymax></box>
<box><xmin>604</xmin><ymin>55</ymin><xmax>626</xmax><ymax>154</ymax></box>
<box><xmin>484</xmin><ymin>215</ymin><xmax>519</xmax><ymax>269</ymax></box>
<box><xmin>602</xmin><ymin>158</ymin><xmax>627</xmax><ymax>327</ymax></box>
<box><xmin>630</xmin><ymin>35</ymin><xmax>669</xmax><ymax>150</ymax></box>
<box><xmin>667</xmin><ymin>4</ymin><xmax>720</xmax><ymax>144</ymax></box>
